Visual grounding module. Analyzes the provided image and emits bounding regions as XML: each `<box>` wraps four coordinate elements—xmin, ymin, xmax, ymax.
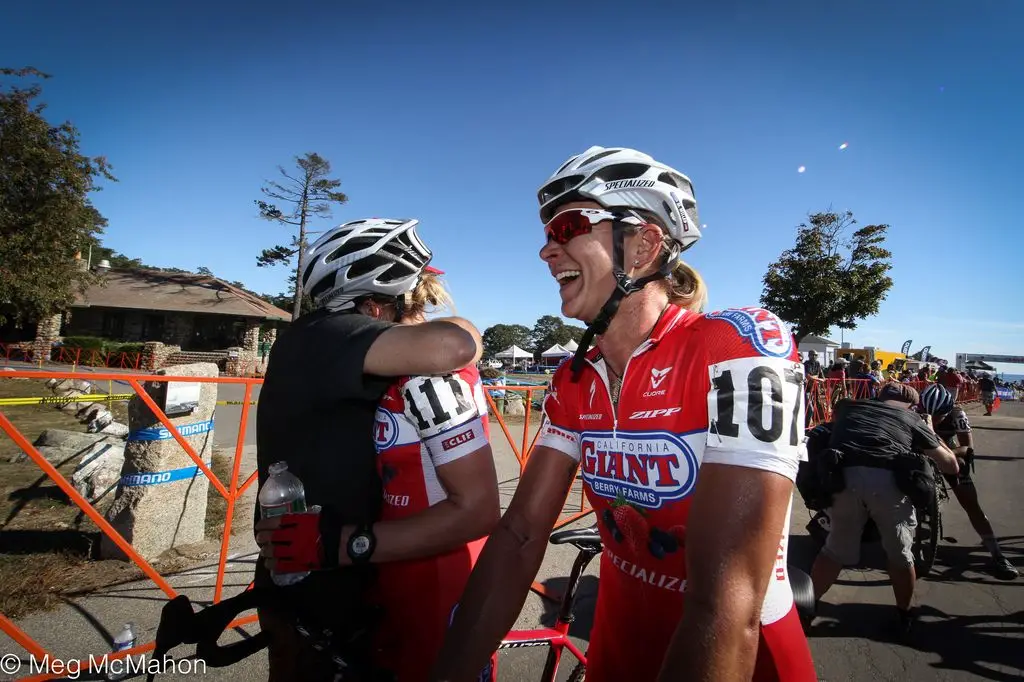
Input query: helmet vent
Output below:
<box><xmin>577</xmin><ymin>149</ymin><xmax>619</xmax><ymax>168</ymax></box>
<box><xmin>591</xmin><ymin>163</ymin><xmax>649</xmax><ymax>184</ymax></box>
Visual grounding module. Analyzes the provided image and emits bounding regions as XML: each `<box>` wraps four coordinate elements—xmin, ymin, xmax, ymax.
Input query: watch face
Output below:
<box><xmin>351</xmin><ymin>534</ymin><xmax>371</xmax><ymax>555</ymax></box>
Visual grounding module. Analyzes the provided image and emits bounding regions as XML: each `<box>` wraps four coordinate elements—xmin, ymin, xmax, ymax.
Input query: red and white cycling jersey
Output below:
<box><xmin>371</xmin><ymin>365</ymin><xmax>494</xmax><ymax>682</ymax></box>
<box><xmin>537</xmin><ymin>305</ymin><xmax>816</xmax><ymax>682</ymax></box>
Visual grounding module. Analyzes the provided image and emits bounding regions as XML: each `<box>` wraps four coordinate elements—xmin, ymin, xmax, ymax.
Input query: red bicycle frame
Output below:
<box><xmin>496</xmin><ymin>532</ymin><xmax>601</xmax><ymax>681</ymax></box>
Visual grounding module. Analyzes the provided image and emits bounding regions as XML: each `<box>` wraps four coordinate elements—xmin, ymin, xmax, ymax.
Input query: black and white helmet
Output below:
<box><xmin>919</xmin><ymin>384</ymin><xmax>956</xmax><ymax>416</ymax></box>
<box><xmin>301</xmin><ymin>218</ymin><xmax>432</xmax><ymax>310</ymax></box>
<box><xmin>537</xmin><ymin>145</ymin><xmax>701</xmax><ymax>252</ymax></box>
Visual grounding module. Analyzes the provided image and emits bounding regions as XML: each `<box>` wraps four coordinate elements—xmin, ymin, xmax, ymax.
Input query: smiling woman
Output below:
<box><xmin>432</xmin><ymin>146</ymin><xmax>818</xmax><ymax>682</ymax></box>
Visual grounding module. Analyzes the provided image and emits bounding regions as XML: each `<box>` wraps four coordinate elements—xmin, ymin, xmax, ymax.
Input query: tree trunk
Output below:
<box><xmin>291</xmin><ymin>193</ymin><xmax>309</xmax><ymax>321</ymax></box>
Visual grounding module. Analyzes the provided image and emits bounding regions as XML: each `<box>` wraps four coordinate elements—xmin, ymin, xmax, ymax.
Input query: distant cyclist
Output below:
<box><xmin>918</xmin><ymin>384</ymin><xmax>1017</xmax><ymax>579</ymax></box>
<box><xmin>254</xmin><ymin>218</ymin><xmax>488</xmax><ymax>682</ymax></box>
<box><xmin>432</xmin><ymin>146</ymin><xmax>816</xmax><ymax>681</ymax></box>
<box><xmin>978</xmin><ymin>373</ymin><xmax>997</xmax><ymax>415</ymax></box>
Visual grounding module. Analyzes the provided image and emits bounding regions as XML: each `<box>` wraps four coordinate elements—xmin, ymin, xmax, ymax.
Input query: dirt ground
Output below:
<box><xmin>0</xmin><ymin>378</ymin><xmax>249</xmax><ymax>619</ymax></box>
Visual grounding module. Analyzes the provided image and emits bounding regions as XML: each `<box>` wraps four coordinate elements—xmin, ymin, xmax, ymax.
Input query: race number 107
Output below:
<box><xmin>711</xmin><ymin>360</ymin><xmax>804</xmax><ymax>447</ymax></box>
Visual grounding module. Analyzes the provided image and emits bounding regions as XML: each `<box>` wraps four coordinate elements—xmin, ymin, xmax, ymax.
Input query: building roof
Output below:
<box><xmin>71</xmin><ymin>269</ymin><xmax>291</xmax><ymax>322</ymax></box>
<box><xmin>799</xmin><ymin>334</ymin><xmax>840</xmax><ymax>347</ymax></box>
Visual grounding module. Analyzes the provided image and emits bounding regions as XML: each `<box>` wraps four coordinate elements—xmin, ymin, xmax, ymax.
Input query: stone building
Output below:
<box><xmin>30</xmin><ymin>267</ymin><xmax>290</xmax><ymax>375</ymax></box>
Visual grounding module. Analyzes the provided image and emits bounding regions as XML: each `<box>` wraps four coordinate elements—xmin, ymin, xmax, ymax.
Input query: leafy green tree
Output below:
<box><xmin>760</xmin><ymin>210</ymin><xmax>893</xmax><ymax>341</ymax></box>
<box><xmin>482</xmin><ymin>324</ymin><xmax>532</xmax><ymax>359</ymax></box>
<box><xmin>0</xmin><ymin>67</ymin><xmax>115</xmax><ymax>325</ymax></box>
<box><xmin>255</xmin><ymin>152</ymin><xmax>348</xmax><ymax>320</ymax></box>
<box><xmin>530</xmin><ymin>315</ymin><xmax>586</xmax><ymax>358</ymax></box>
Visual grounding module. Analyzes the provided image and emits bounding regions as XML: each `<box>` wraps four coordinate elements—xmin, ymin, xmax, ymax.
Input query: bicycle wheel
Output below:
<box><xmin>566</xmin><ymin>660</ymin><xmax>586</xmax><ymax>682</ymax></box>
<box><xmin>913</xmin><ymin>477</ymin><xmax>942</xmax><ymax>578</ymax></box>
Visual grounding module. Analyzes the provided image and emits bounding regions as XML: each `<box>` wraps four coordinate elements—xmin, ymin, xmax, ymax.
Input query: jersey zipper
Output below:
<box><xmin>591</xmin><ymin>340</ymin><xmax>652</xmax><ymax>440</ymax></box>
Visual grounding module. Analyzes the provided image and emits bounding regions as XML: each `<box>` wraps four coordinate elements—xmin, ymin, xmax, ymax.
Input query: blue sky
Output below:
<box><xmin>4</xmin><ymin>0</ymin><xmax>1023</xmax><ymax>375</ymax></box>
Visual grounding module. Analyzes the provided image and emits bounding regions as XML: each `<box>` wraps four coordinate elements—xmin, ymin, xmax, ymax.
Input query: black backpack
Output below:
<box><xmin>797</xmin><ymin>422</ymin><xmax>846</xmax><ymax>510</ymax></box>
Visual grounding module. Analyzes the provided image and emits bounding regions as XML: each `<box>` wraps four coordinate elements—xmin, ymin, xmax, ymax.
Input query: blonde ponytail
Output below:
<box><xmin>404</xmin><ymin>271</ymin><xmax>454</xmax><ymax>319</ymax></box>
<box><xmin>663</xmin><ymin>259</ymin><xmax>707</xmax><ymax>312</ymax></box>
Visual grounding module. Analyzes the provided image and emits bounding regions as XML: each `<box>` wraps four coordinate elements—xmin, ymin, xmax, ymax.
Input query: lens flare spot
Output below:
<box><xmin>838</xmin><ymin>142</ymin><xmax>848</xmax><ymax>150</ymax></box>
<box><xmin>797</xmin><ymin>165</ymin><xmax>806</xmax><ymax>173</ymax></box>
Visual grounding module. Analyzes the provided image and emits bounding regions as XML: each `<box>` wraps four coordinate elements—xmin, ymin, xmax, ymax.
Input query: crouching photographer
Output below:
<box><xmin>808</xmin><ymin>383</ymin><xmax>959</xmax><ymax>635</ymax></box>
<box><xmin>918</xmin><ymin>385</ymin><xmax>1018</xmax><ymax>579</ymax></box>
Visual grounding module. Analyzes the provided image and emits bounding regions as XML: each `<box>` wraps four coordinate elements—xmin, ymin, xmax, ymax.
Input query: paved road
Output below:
<box><xmin>0</xmin><ymin>396</ymin><xmax>1020</xmax><ymax>681</ymax></box>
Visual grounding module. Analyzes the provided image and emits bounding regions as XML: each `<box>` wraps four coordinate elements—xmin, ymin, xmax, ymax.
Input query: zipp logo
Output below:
<box><xmin>629</xmin><ymin>407</ymin><xmax>682</xmax><ymax>420</ymax></box>
<box><xmin>651</xmin><ymin>367</ymin><xmax>672</xmax><ymax>388</ymax></box>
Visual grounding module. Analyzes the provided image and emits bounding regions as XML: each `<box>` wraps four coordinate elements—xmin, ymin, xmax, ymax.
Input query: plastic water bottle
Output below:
<box><xmin>106</xmin><ymin>622</ymin><xmax>136</xmax><ymax>681</ymax></box>
<box><xmin>259</xmin><ymin>461</ymin><xmax>309</xmax><ymax>586</ymax></box>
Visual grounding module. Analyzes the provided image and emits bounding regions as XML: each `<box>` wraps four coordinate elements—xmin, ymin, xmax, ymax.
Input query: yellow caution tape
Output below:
<box><xmin>0</xmin><ymin>393</ymin><xmax>135</xmax><ymax>407</ymax></box>
<box><xmin>215</xmin><ymin>400</ymin><xmax>259</xmax><ymax>406</ymax></box>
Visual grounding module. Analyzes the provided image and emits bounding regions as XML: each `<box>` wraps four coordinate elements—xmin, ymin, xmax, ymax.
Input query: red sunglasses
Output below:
<box><xmin>543</xmin><ymin>208</ymin><xmax>645</xmax><ymax>245</ymax></box>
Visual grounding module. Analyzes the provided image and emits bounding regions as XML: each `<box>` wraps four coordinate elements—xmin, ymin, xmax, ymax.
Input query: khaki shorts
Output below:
<box><xmin>823</xmin><ymin>466</ymin><xmax>917</xmax><ymax>566</ymax></box>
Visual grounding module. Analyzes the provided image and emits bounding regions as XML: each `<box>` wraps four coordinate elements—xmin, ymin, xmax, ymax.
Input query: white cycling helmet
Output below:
<box><xmin>301</xmin><ymin>218</ymin><xmax>433</xmax><ymax>310</ymax></box>
<box><xmin>537</xmin><ymin>145</ymin><xmax>701</xmax><ymax>252</ymax></box>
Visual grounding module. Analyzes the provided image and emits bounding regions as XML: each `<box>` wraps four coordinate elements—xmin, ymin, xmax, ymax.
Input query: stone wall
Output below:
<box><xmin>142</xmin><ymin>342</ymin><xmax>181</xmax><ymax>371</ymax></box>
<box><xmin>165</xmin><ymin>350</ymin><xmax>228</xmax><ymax>368</ymax></box>
<box><xmin>242</xmin><ymin>323</ymin><xmax>260</xmax><ymax>353</ymax></box>
<box><xmin>32</xmin><ymin>313</ymin><xmax>63</xmax><ymax>360</ymax></box>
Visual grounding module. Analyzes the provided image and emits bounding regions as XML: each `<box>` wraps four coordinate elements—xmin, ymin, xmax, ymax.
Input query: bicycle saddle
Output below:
<box><xmin>549</xmin><ymin>525</ymin><xmax>603</xmax><ymax>554</ymax></box>
<box><xmin>146</xmin><ymin>590</ymin><xmax>270</xmax><ymax>681</ymax></box>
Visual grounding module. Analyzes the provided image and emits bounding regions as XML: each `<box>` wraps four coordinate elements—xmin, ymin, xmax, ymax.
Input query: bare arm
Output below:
<box><xmin>953</xmin><ymin>430</ymin><xmax>973</xmax><ymax>456</ymax></box>
<box><xmin>919</xmin><ymin>416</ymin><xmax>961</xmax><ymax>475</ymax></box>
<box><xmin>430</xmin><ymin>446</ymin><xmax>579</xmax><ymax>682</ymax></box>
<box><xmin>365</xmin><ymin>317</ymin><xmax>482</xmax><ymax>376</ymax></box>
<box><xmin>657</xmin><ymin>464</ymin><xmax>795</xmax><ymax>682</ymax></box>
<box><xmin>924</xmin><ymin>445</ymin><xmax>960</xmax><ymax>475</ymax></box>
<box><xmin>338</xmin><ymin>445</ymin><xmax>500</xmax><ymax>565</ymax></box>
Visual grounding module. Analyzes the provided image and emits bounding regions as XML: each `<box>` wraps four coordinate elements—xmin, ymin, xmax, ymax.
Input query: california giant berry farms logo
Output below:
<box><xmin>705</xmin><ymin>307</ymin><xmax>793</xmax><ymax>358</ymax></box>
<box><xmin>580</xmin><ymin>430</ymin><xmax>699</xmax><ymax>509</ymax></box>
<box><xmin>373</xmin><ymin>407</ymin><xmax>399</xmax><ymax>451</ymax></box>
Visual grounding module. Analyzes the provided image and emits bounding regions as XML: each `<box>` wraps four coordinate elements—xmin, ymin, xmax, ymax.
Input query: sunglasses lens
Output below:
<box><xmin>544</xmin><ymin>210</ymin><xmax>596</xmax><ymax>245</ymax></box>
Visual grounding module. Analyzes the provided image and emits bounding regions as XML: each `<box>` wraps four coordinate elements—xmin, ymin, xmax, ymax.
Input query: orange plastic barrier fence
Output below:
<box><xmin>0</xmin><ymin>370</ymin><xmax>260</xmax><ymax>680</ymax></box>
<box><xmin>481</xmin><ymin>384</ymin><xmax>592</xmax><ymax>531</ymax></box>
<box><xmin>805</xmin><ymin>377</ymin><xmax>982</xmax><ymax>427</ymax></box>
<box><xmin>0</xmin><ymin>344</ymin><xmax>143</xmax><ymax>371</ymax></box>
<box><xmin>0</xmin><ymin>372</ymin><xmax>583</xmax><ymax>675</ymax></box>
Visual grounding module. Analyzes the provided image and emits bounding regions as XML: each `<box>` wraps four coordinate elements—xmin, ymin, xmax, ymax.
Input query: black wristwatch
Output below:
<box><xmin>346</xmin><ymin>523</ymin><xmax>376</xmax><ymax>565</ymax></box>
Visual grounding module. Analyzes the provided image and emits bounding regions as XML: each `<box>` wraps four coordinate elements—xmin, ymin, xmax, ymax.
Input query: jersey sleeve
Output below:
<box><xmin>951</xmin><ymin>407</ymin><xmax>972</xmax><ymax>435</ymax></box>
<box><xmin>311</xmin><ymin>313</ymin><xmax>395</xmax><ymax>402</ymax></box>
<box><xmin>701</xmin><ymin>307</ymin><xmax>806</xmax><ymax>481</ymax></box>
<box><xmin>534</xmin><ymin>364</ymin><xmax>582</xmax><ymax>461</ymax></box>
<box><xmin>401</xmin><ymin>366</ymin><xmax>488</xmax><ymax>467</ymax></box>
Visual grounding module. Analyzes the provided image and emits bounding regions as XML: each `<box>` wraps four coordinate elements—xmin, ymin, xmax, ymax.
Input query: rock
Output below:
<box><xmin>504</xmin><ymin>394</ymin><xmax>526</xmax><ymax>417</ymax></box>
<box><xmin>101</xmin><ymin>363</ymin><xmax>218</xmax><ymax>562</ymax></box>
<box><xmin>72</xmin><ymin>440</ymin><xmax>126</xmax><ymax>502</ymax></box>
<box><xmin>87</xmin><ymin>412</ymin><xmax>113</xmax><ymax>433</ymax></box>
<box><xmin>53</xmin><ymin>378</ymin><xmax>92</xmax><ymax>395</ymax></box>
<box><xmin>77</xmin><ymin>403</ymin><xmax>107</xmax><ymax>423</ymax></box>
<box><xmin>33</xmin><ymin>428</ymin><xmax>111</xmax><ymax>452</ymax></box>
<box><xmin>98</xmin><ymin>421</ymin><xmax>129</xmax><ymax>437</ymax></box>
<box><xmin>12</xmin><ymin>431</ymin><xmax>123</xmax><ymax>464</ymax></box>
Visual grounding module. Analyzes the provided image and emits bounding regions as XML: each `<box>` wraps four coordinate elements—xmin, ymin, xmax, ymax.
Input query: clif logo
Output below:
<box><xmin>441</xmin><ymin>427</ymin><xmax>475</xmax><ymax>451</ymax></box>
<box><xmin>580</xmin><ymin>431</ymin><xmax>699</xmax><ymax>509</ymax></box>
